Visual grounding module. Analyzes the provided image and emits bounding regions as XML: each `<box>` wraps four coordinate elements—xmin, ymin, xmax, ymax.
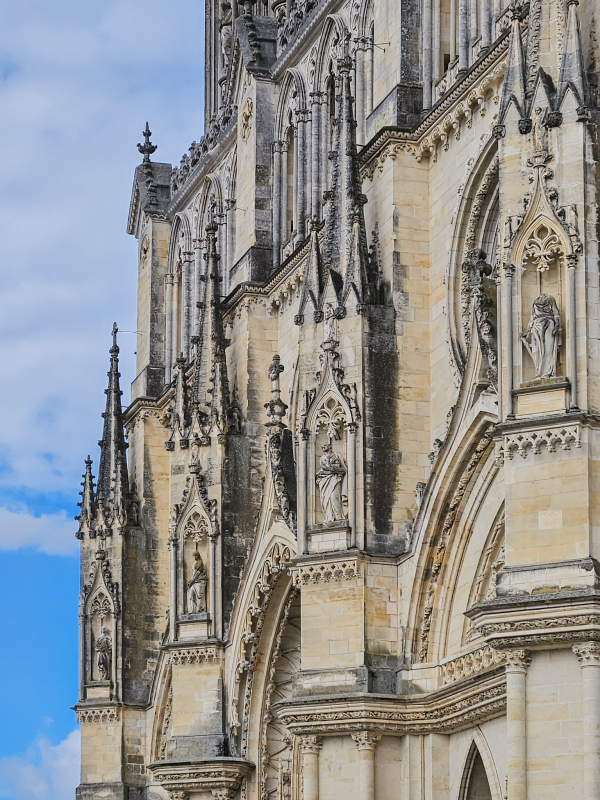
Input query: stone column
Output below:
<box><xmin>225</xmin><ymin>199</ymin><xmax>236</xmax><ymax>278</ymax></box>
<box><xmin>567</xmin><ymin>254</ymin><xmax>579</xmax><ymax>410</ymax></box>
<box><xmin>365</xmin><ymin>40</ymin><xmax>373</xmax><ymax>118</ymax></box>
<box><xmin>297</xmin><ymin>430</ymin><xmax>309</xmax><ymax>555</ymax></box>
<box><xmin>193</xmin><ymin>238</ymin><xmax>202</xmax><ymax>339</ymax></box>
<box><xmin>481</xmin><ymin>0</ymin><xmax>491</xmax><ymax>48</ymax></box>
<box><xmin>210</xmin><ymin>531</ymin><xmax>219</xmax><ymax>638</ymax></box>
<box><xmin>280</xmin><ymin>140</ymin><xmax>289</xmax><ymax>251</ymax></box>
<box><xmin>355</xmin><ymin>45</ymin><xmax>365</xmax><ymax>146</ymax></box>
<box><xmin>458</xmin><ymin>0</ymin><xmax>469</xmax><ymax>72</ymax></box>
<box><xmin>273</xmin><ymin>141</ymin><xmax>283</xmax><ymax>269</ymax></box>
<box><xmin>496</xmin><ymin>271</ymin><xmax>503</xmax><ymax>420</ymax></box>
<box><xmin>422</xmin><ymin>0</ymin><xmax>432</xmax><ymax>108</ymax></box>
<box><xmin>469</xmin><ymin>0</ymin><xmax>478</xmax><ymax>58</ymax></box>
<box><xmin>296</xmin><ymin>110</ymin><xmax>307</xmax><ymax>239</ymax></box>
<box><xmin>433</xmin><ymin>0</ymin><xmax>441</xmax><ymax>88</ymax></box>
<box><xmin>300</xmin><ymin>736</ymin><xmax>322</xmax><ymax>800</ymax></box>
<box><xmin>351</xmin><ymin>732</ymin><xmax>381</xmax><ymax>800</ymax></box>
<box><xmin>450</xmin><ymin>0</ymin><xmax>457</xmax><ymax>63</ymax></box>
<box><xmin>171</xmin><ymin>266</ymin><xmax>180</xmax><ymax>372</ymax></box>
<box><xmin>310</xmin><ymin>93</ymin><xmax>324</xmax><ymax>219</ymax></box>
<box><xmin>165</xmin><ymin>273</ymin><xmax>175</xmax><ymax>382</ymax></box>
<box><xmin>504</xmin><ymin>263</ymin><xmax>515</xmax><ymax>418</ymax></box>
<box><xmin>505</xmin><ymin>649</ymin><xmax>531</xmax><ymax>800</ymax></box>
<box><xmin>573</xmin><ymin>642</ymin><xmax>600</xmax><ymax>800</ymax></box>
<box><xmin>348</xmin><ymin>424</ymin><xmax>357</xmax><ymax>549</ymax></box>
<box><xmin>182</xmin><ymin>251</ymin><xmax>194</xmax><ymax>359</ymax></box>
<box><xmin>168</xmin><ymin>533</ymin><xmax>178</xmax><ymax>641</ymax></box>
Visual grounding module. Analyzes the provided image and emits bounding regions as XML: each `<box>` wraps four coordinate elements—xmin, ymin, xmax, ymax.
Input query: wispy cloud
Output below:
<box><xmin>0</xmin><ymin>730</ymin><xmax>80</xmax><ymax>800</ymax></box>
<box><xmin>0</xmin><ymin>0</ymin><xmax>203</xmax><ymax>511</ymax></box>
<box><xmin>0</xmin><ymin>508</ymin><xmax>77</xmax><ymax>557</ymax></box>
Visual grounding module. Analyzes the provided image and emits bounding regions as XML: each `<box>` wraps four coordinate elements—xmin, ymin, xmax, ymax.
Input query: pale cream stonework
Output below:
<box><xmin>74</xmin><ymin>0</ymin><xmax>600</xmax><ymax>798</ymax></box>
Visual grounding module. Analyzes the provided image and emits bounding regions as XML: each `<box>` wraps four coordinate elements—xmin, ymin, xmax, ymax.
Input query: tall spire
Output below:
<box><xmin>322</xmin><ymin>47</ymin><xmax>373</xmax><ymax>310</ymax></box>
<box><xmin>97</xmin><ymin>324</ymin><xmax>129</xmax><ymax>521</ymax></box>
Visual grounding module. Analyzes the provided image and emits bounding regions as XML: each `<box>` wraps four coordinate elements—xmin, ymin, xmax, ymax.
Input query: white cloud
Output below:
<box><xmin>0</xmin><ymin>508</ymin><xmax>77</xmax><ymax>556</ymax></box>
<box><xmin>0</xmin><ymin>730</ymin><xmax>80</xmax><ymax>800</ymax></box>
<box><xmin>0</xmin><ymin>0</ymin><xmax>203</xmax><ymax>507</ymax></box>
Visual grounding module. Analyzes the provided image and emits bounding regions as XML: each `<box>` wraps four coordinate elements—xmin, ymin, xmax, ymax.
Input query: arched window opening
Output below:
<box><xmin>460</xmin><ymin>744</ymin><xmax>493</xmax><ymax>800</ymax></box>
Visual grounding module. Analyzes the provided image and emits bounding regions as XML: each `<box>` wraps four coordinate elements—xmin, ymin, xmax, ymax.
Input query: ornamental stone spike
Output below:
<box><xmin>96</xmin><ymin>323</ymin><xmax>130</xmax><ymax>527</ymax></box>
<box><xmin>265</xmin><ymin>355</ymin><xmax>288</xmax><ymax>429</ymax></box>
<box><xmin>137</xmin><ymin>122</ymin><xmax>157</xmax><ymax>162</ymax></box>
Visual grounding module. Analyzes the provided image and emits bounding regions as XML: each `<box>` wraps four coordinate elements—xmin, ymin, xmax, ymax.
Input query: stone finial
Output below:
<box><xmin>137</xmin><ymin>122</ymin><xmax>157</xmax><ymax>162</ymax></box>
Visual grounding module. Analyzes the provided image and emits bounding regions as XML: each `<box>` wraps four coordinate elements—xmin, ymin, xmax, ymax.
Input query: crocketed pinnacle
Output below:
<box><xmin>96</xmin><ymin>324</ymin><xmax>129</xmax><ymax>520</ymax></box>
<box><xmin>322</xmin><ymin>46</ymin><xmax>373</xmax><ymax>308</ymax></box>
<box><xmin>76</xmin><ymin>456</ymin><xmax>96</xmax><ymax>538</ymax></box>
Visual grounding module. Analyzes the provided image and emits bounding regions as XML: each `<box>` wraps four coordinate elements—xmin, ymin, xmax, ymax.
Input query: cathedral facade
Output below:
<box><xmin>75</xmin><ymin>1</ymin><xmax>600</xmax><ymax>799</ymax></box>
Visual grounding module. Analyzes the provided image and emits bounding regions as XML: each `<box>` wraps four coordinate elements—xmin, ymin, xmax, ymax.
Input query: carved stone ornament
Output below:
<box><xmin>291</xmin><ymin>558</ymin><xmax>360</xmax><ymax>585</ymax></box>
<box><xmin>573</xmin><ymin>642</ymin><xmax>600</xmax><ymax>666</ymax></box>
<box><xmin>279</xmin><ymin>682</ymin><xmax>506</xmax><ymax>736</ymax></box>
<box><xmin>503</xmin><ymin>649</ymin><xmax>531</xmax><ymax>672</ymax></box>
<box><xmin>503</xmin><ymin>423</ymin><xmax>581</xmax><ymax>459</ymax></box>
<box><xmin>351</xmin><ymin>731</ymin><xmax>381</xmax><ymax>750</ymax></box>
<box><xmin>76</xmin><ymin>705</ymin><xmax>120</xmax><ymax>724</ymax></box>
<box><xmin>299</xmin><ymin>735</ymin><xmax>322</xmax><ymax>754</ymax></box>
<box><xmin>168</xmin><ymin>646</ymin><xmax>219</xmax><ymax>665</ymax></box>
<box><xmin>265</xmin><ymin>355</ymin><xmax>297</xmax><ymax>533</ymax></box>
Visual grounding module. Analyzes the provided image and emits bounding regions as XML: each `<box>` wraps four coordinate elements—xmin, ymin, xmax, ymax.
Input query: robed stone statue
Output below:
<box><xmin>187</xmin><ymin>551</ymin><xmax>208</xmax><ymax>614</ymax></box>
<box><xmin>520</xmin><ymin>293</ymin><xmax>560</xmax><ymax>379</ymax></box>
<box><xmin>316</xmin><ymin>443</ymin><xmax>347</xmax><ymax>522</ymax></box>
<box><xmin>96</xmin><ymin>626</ymin><xmax>112</xmax><ymax>681</ymax></box>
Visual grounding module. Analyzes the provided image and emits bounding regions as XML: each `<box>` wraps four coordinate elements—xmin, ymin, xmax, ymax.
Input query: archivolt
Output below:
<box><xmin>446</xmin><ymin>139</ymin><xmax>499</xmax><ymax>376</ymax></box>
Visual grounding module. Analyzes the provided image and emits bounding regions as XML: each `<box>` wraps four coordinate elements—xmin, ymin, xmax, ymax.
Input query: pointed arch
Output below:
<box><xmin>312</xmin><ymin>14</ymin><xmax>350</xmax><ymax>93</ymax></box>
<box><xmin>459</xmin><ymin>731</ymin><xmax>502</xmax><ymax>800</ymax></box>
<box><xmin>446</xmin><ymin>137</ymin><xmax>499</xmax><ymax>376</ymax></box>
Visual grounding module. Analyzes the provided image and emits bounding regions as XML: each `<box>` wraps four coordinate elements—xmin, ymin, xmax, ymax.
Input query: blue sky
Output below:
<box><xmin>0</xmin><ymin>1</ymin><xmax>204</xmax><ymax>796</ymax></box>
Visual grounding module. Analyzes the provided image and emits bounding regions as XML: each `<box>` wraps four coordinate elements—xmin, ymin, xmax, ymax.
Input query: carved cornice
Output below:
<box><xmin>360</xmin><ymin>32</ymin><xmax>509</xmax><ymax>176</ymax></box>
<box><xmin>149</xmin><ymin>758</ymin><xmax>254</xmax><ymax>794</ymax></box>
<box><xmin>276</xmin><ymin>674</ymin><xmax>505</xmax><ymax>735</ymax></box>
<box><xmin>75</xmin><ymin>705</ymin><xmax>120</xmax><ymax>724</ymax></box>
<box><xmin>500</xmin><ymin>422</ymin><xmax>581</xmax><ymax>461</ymax></box>
<box><xmin>442</xmin><ymin>645</ymin><xmax>505</xmax><ymax>684</ymax></box>
<box><xmin>290</xmin><ymin>557</ymin><xmax>361</xmax><ymax>585</ymax></box>
<box><xmin>168</xmin><ymin>646</ymin><xmax>220</xmax><ymax>665</ymax></box>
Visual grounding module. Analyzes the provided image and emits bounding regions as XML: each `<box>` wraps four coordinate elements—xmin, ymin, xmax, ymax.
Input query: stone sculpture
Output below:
<box><xmin>187</xmin><ymin>551</ymin><xmax>208</xmax><ymax>614</ymax></box>
<box><xmin>316</xmin><ymin>443</ymin><xmax>347</xmax><ymax>522</ymax></box>
<box><xmin>520</xmin><ymin>293</ymin><xmax>560</xmax><ymax>379</ymax></box>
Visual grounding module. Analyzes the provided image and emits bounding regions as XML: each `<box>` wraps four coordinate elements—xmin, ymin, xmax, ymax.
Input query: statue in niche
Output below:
<box><xmin>96</xmin><ymin>626</ymin><xmax>112</xmax><ymax>681</ymax></box>
<box><xmin>532</xmin><ymin>107</ymin><xmax>548</xmax><ymax>153</ymax></box>
<box><xmin>520</xmin><ymin>294</ymin><xmax>560</xmax><ymax>379</ymax></box>
<box><xmin>316</xmin><ymin>443</ymin><xmax>347</xmax><ymax>522</ymax></box>
<box><xmin>187</xmin><ymin>551</ymin><xmax>208</xmax><ymax>614</ymax></box>
<box><xmin>323</xmin><ymin>302</ymin><xmax>338</xmax><ymax>343</ymax></box>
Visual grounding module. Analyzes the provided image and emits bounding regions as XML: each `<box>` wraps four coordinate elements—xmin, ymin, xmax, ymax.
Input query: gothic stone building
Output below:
<box><xmin>75</xmin><ymin>1</ymin><xmax>600</xmax><ymax>799</ymax></box>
